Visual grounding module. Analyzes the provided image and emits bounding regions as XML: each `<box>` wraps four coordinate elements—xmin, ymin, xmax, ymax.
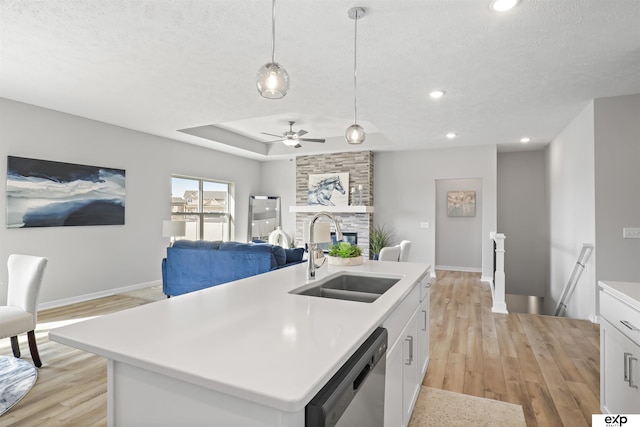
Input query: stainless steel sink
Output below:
<box><xmin>290</xmin><ymin>272</ymin><xmax>401</xmax><ymax>303</ymax></box>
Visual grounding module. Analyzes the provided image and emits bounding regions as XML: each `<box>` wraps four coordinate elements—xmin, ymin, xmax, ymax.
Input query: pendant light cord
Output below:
<box><xmin>271</xmin><ymin>0</ymin><xmax>277</xmax><ymax>63</ymax></box>
<box><xmin>353</xmin><ymin>9</ymin><xmax>358</xmax><ymax>124</ymax></box>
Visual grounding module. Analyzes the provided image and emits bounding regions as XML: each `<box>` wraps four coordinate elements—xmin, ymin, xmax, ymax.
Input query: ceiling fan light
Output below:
<box><xmin>489</xmin><ymin>0</ymin><xmax>519</xmax><ymax>12</ymax></box>
<box><xmin>256</xmin><ymin>62</ymin><xmax>290</xmax><ymax>99</ymax></box>
<box><xmin>345</xmin><ymin>124</ymin><xmax>365</xmax><ymax>144</ymax></box>
<box><xmin>282</xmin><ymin>138</ymin><xmax>299</xmax><ymax>147</ymax></box>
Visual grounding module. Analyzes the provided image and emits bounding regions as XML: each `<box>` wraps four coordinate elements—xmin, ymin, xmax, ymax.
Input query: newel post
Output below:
<box><xmin>490</xmin><ymin>232</ymin><xmax>508</xmax><ymax>314</ymax></box>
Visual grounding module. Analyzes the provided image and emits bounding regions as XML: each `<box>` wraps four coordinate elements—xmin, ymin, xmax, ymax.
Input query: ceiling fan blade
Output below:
<box><xmin>265</xmin><ymin>138</ymin><xmax>286</xmax><ymax>144</ymax></box>
<box><xmin>299</xmin><ymin>138</ymin><xmax>326</xmax><ymax>143</ymax></box>
<box><xmin>260</xmin><ymin>132</ymin><xmax>284</xmax><ymax>138</ymax></box>
<box><xmin>296</xmin><ymin>130</ymin><xmax>308</xmax><ymax>137</ymax></box>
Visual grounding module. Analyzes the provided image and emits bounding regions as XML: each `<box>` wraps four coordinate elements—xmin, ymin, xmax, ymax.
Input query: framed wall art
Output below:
<box><xmin>6</xmin><ymin>156</ymin><xmax>126</xmax><ymax>228</ymax></box>
<box><xmin>307</xmin><ymin>172</ymin><xmax>349</xmax><ymax>207</ymax></box>
<box><xmin>447</xmin><ymin>190</ymin><xmax>476</xmax><ymax>217</ymax></box>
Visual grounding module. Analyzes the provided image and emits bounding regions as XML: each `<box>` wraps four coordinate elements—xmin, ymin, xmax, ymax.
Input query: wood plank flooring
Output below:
<box><xmin>1</xmin><ymin>272</ymin><xmax>600</xmax><ymax>426</ymax></box>
<box><xmin>425</xmin><ymin>270</ymin><xmax>601</xmax><ymax>427</ymax></box>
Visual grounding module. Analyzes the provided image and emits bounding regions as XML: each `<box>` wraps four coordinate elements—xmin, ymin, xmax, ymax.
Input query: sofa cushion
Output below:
<box><xmin>285</xmin><ymin>248</ymin><xmax>305</xmax><ymax>263</ymax></box>
<box><xmin>163</xmin><ymin>248</ymin><xmax>272</xmax><ymax>296</ymax></box>
<box><xmin>172</xmin><ymin>240</ymin><xmax>222</xmax><ymax>250</ymax></box>
<box><xmin>218</xmin><ymin>242</ymin><xmax>285</xmax><ymax>268</ymax></box>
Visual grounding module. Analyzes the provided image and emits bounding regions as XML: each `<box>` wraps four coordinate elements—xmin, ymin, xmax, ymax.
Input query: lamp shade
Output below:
<box><xmin>162</xmin><ymin>220</ymin><xmax>186</xmax><ymax>238</ymax></box>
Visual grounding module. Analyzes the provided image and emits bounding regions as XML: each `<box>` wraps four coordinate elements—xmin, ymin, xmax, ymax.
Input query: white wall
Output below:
<box><xmin>497</xmin><ymin>151</ymin><xmax>549</xmax><ymax>297</ymax></box>
<box><xmin>546</xmin><ymin>102</ymin><xmax>596</xmax><ymax>320</ymax></box>
<box><xmin>594</xmin><ymin>94</ymin><xmax>640</xmax><ymax>283</ymax></box>
<box><xmin>259</xmin><ymin>158</ymin><xmax>297</xmax><ymax>243</ymax></box>
<box><xmin>435</xmin><ymin>178</ymin><xmax>483</xmax><ymax>271</ymax></box>
<box><xmin>0</xmin><ymin>98</ymin><xmax>261</xmax><ymax>307</ymax></box>
<box><xmin>374</xmin><ymin>145</ymin><xmax>497</xmax><ymax>280</ymax></box>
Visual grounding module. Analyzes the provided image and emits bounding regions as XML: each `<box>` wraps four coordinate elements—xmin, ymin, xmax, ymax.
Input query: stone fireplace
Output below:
<box><xmin>293</xmin><ymin>151</ymin><xmax>374</xmax><ymax>258</ymax></box>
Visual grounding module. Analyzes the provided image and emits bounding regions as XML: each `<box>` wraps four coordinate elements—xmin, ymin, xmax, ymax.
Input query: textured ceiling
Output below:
<box><xmin>1</xmin><ymin>0</ymin><xmax>639</xmax><ymax>160</ymax></box>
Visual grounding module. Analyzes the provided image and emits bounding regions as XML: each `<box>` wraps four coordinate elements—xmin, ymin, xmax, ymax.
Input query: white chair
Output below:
<box><xmin>0</xmin><ymin>254</ymin><xmax>48</xmax><ymax>367</ymax></box>
<box><xmin>399</xmin><ymin>240</ymin><xmax>412</xmax><ymax>262</ymax></box>
<box><xmin>378</xmin><ymin>246</ymin><xmax>401</xmax><ymax>261</ymax></box>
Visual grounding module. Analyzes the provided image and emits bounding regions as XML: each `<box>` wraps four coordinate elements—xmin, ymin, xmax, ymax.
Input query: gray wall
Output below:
<box><xmin>259</xmin><ymin>158</ymin><xmax>296</xmax><ymax>243</ymax></box>
<box><xmin>594</xmin><ymin>94</ymin><xmax>640</xmax><ymax>282</ymax></box>
<box><xmin>546</xmin><ymin>101</ymin><xmax>597</xmax><ymax>320</ymax></box>
<box><xmin>497</xmin><ymin>151</ymin><xmax>549</xmax><ymax>297</ymax></box>
<box><xmin>435</xmin><ymin>178</ymin><xmax>483</xmax><ymax>271</ymax></box>
<box><xmin>0</xmin><ymin>98</ymin><xmax>261</xmax><ymax>307</ymax></box>
<box><xmin>546</xmin><ymin>93</ymin><xmax>640</xmax><ymax>321</ymax></box>
<box><xmin>374</xmin><ymin>145</ymin><xmax>497</xmax><ymax>279</ymax></box>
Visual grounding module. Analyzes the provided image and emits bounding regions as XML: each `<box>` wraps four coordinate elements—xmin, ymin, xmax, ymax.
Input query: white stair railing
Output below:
<box><xmin>554</xmin><ymin>243</ymin><xmax>594</xmax><ymax>317</ymax></box>
<box><xmin>490</xmin><ymin>232</ymin><xmax>508</xmax><ymax>314</ymax></box>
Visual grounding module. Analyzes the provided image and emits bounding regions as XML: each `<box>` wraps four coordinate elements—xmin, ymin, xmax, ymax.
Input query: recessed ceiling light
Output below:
<box><xmin>429</xmin><ymin>90</ymin><xmax>445</xmax><ymax>99</ymax></box>
<box><xmin>520</xmin><ymin>137</ymin><xmax>531</xmax><ymax>143</ymax></box>
<box><xmin>489</xmin><ymin>0</ymin><xmax>519</xmax><ymax>12</ymax></box>
<box><xmin>446</xmin><ymin>133</ymin><xmax>457</xmax><ymax>139</ymax></box>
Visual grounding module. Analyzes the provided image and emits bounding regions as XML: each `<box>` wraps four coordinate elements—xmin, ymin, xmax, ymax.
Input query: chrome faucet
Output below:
<box><xmin>307</xmin><ymin>212</ymin><xmax>343</xmax><ymax>279</ymax></box>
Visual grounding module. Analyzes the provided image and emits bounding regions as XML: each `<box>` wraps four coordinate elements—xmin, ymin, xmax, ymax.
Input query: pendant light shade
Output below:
<box><xmin>256</xmin><ymin>0</ymin><xmax>289</xmax><ymax>99</ymax></box>
<box><xmin>256</xmin><ymin>62</ymin><xmax>290</xmax><ymax>99</ymax></box>
<box><xmin>345</xmin><ymin>7</ymin><xmax>366</xmax><ymax>145</ymax></box>
<box><xmin>345</xmin><ymin>124</ymin><xmax>365</xmax><ymax>145</ymax></box>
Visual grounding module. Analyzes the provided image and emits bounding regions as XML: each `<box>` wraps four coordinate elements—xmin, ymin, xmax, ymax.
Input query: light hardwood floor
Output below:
<box><xmin>425</xmin><ymin>270</ymin><xmax>601</xmax><ymax>427</ymax></box>
<box><xmin>1</xmin><ymin>271</ymin><xmax>600</xmax><ymax>426</ymax></box>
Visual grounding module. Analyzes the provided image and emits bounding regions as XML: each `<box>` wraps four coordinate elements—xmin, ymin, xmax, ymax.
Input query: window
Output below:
<box><xmin>171</xmin><ymin>176</ymin><xmax>233</xmax><ymax>241</ymax></box>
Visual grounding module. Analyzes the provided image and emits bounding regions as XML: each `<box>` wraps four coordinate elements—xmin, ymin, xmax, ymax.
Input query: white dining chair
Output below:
<box><xmin>399</xmin><ymin>240</ymin><xmax>412</xmax><ymax>262</ymax></box>
<box><xmin>0</xmin><ymin>254</ymin><xmax>48</xmax><ymax>367</ymax></box>
<box><xmin>378</xmin><ymin>246</ymin><xmax>401</xmax><ymax>261</ymax></box>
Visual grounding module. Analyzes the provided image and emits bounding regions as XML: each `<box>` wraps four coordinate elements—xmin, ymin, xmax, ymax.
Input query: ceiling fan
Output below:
<box><xmin>261</xmin><ymin>121</ymin><xmax>326</xmax><ymax>148</ymax></box>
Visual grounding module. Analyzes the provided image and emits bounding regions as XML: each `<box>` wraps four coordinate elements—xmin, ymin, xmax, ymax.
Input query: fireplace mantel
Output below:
<box><xmin>289</xmin><ymin>206</ymin><xmax>374</xmax><ymax>213</ymax></box>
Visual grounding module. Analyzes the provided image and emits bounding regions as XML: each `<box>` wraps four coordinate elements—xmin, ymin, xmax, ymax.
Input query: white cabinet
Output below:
<box><xmin>384</xmin><ymin>336</ymin><xmax>404</xmax><ymax>427</ymax></box>
<box><xmin>417</xmin><ymin>275</ymin><xmax>431</xmax><ymax>378</ymax></box>
<box><xmin>383</xmin><ymin>271</ymin><xmax>431</xmax><ymax>427</ymax></box>
<box><xmin>598</xmin><ymin>283</ymin><xmax>640</xmax><ymax>414</ymax></box>
<box><xmin>402</xmin><ymin>308</ymin><xmax>420</xmax><ymax>426</ymax></box>
<box><xmin>601</xmin><ymin>320</ymin><xmax>640</xmax><ymax>413</ymax></box>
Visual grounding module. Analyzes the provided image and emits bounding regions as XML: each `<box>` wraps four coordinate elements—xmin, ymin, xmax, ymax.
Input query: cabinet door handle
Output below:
<box><xmin>405</xmin><ymin>336</ymin><xmax>414</xmax><ymax>365</ymax></box>
<box><xmin>620</xmin><ymin>320</ymin><xmax>640</xmax><ymax>331</ymax></box>
<box><xmin>630</xmin><ymin>356</ymin><xmax>639</xmax><ymax>389</ymax></box>
<box><xmin>422</xmin><ymin>310</ymin><xmax>428</xmax><ymax>331</ymax></box>
<box><xmin>624</xmin><ymin>352</ymin><xmax>632</xmax><ymax>382</ymax></box>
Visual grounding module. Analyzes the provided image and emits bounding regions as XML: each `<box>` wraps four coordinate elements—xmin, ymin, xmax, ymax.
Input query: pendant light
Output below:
<box><xmin>345</xmin><ymin>7</ymin><xmax>365</xmax><ymax>144</ymax></box>
<box><xmin>256</xmin><ymin>0</ymin><xmax>289</xmax><ymax>99</ymax></box>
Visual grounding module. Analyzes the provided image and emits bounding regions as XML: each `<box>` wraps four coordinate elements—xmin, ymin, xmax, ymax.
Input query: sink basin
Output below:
<box><xmin>290</xmin><ymin>272</ymin><xmax>401</xmax><ymax>303</ymax></box>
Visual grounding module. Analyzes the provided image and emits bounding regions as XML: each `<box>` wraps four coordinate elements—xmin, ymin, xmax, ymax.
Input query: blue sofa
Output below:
<box><xmin>162</xmin><ymin>240</ymin><xmax>305</xmax><ymax>297</ymax></box>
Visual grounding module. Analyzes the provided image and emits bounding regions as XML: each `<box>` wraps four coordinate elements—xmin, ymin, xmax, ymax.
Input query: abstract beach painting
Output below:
<box><xmin>6</xmin><ymin>156</ymin><xmax>125</xmax><ymax>228</ymax></box>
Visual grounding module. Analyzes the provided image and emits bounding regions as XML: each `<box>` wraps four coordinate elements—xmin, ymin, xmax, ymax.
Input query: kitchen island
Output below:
<box><xmin>49</xmin><ymin>260</ymin><xmax>430</xmax><ymax>426</ymax></box>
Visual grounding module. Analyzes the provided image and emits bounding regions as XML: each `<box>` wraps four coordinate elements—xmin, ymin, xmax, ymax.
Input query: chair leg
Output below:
<box><xmin>27</xmin><ymin>330</ymin><xmax>42</xmax><ymax>368</ymax></box>
<box><xmin>10</xmin><ymin>336</ymin><xmax>21</xmax><ymax>358</ymax></box>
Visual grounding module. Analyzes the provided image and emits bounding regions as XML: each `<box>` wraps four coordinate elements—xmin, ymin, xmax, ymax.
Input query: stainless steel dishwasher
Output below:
<box><xmin>306</xmin><ymin>327</ymin><xmax>387</xmax><ymax>427</ymax></box>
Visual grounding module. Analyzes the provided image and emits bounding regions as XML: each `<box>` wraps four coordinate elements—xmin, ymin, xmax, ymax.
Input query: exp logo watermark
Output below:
<box><xmin>593</xmin><ymin>414</ymin><xmax>640</xmax><ymax>426</ymax></box>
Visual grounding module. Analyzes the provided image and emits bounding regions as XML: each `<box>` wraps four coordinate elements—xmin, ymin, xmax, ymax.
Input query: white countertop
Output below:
<box><xmin>599</xmin><ymin>281</ymin><xmax>640</xmax><ymax>311</ymax></box>
<box><xmin>49</xmin><ymin>260</ymin><xmax>430</xmax><ymax>412</ymax></box>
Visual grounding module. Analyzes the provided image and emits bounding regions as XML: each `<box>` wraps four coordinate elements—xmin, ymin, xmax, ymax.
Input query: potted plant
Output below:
<box><xmin>327</xmin><ymin>241</ymin><xmax>364</xmax><ymax>266</ymax></box>
<box><xmin>369</xmin><ymin>224</ymin><xmax>392</xmax><ymax>260</ymax></box>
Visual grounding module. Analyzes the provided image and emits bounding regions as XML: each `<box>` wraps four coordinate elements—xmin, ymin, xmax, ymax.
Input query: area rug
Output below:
<box><xmin>409</xmin><ymin>386</ymin><xmax>526</xmax><ymax>427</ymax></box>
<box><xmin>0</xmin><ymin>355</ymin><xmax>38</xmax><ymax>416</ymax></box>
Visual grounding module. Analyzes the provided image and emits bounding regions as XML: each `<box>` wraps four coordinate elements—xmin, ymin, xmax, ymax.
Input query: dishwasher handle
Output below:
<box><xmin>353</xmin><ymin>363</ymin><xmax>372</xmax><ymax>392</ymax></box>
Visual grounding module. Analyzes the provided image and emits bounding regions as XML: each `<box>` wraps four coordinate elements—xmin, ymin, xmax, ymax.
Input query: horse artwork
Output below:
<box><xmin>308</xmin><ymin>173</ymin><xmax>349</xmax><ymax>206</ymax></box>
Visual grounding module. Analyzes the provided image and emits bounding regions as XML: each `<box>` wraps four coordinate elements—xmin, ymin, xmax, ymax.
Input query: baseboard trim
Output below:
<box><xmin>481</xmin><ymin>276</ymin><xmax>494</xmax><ymax>285</ymax></box>
<box><xmin>435</xmin><ymin>265</ymin><xmax>482</xmax><ymax>273</ymax></box>
<box><xmin>38</xmin><ymin>280</ymin><xmax>162</xmax><ymax>311</ymax></box>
